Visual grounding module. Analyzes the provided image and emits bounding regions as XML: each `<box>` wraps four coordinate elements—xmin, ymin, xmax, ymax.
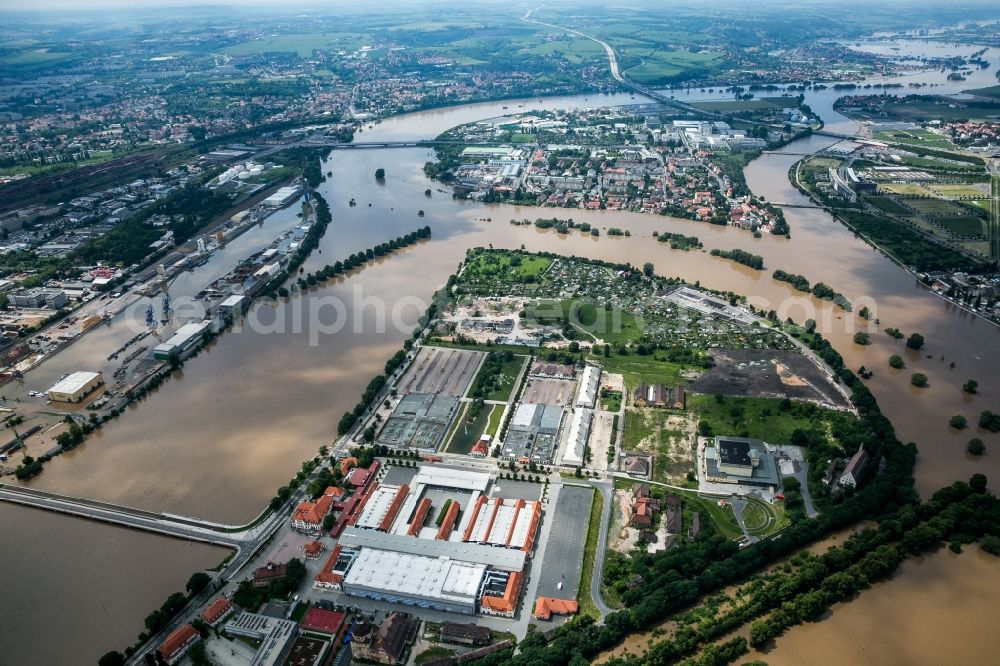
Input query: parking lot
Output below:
<box><xmin>534</xmin><ymin>485</ymin><xmax>593</xmax><ymax>601</ymax></box>
<box><xmin>521</xmin><ymin>378</ymin><xmax>576</xmax><ymax>406</ymax></box>
<box><xmin>396</xmin><ymin>346</ymin><xmax>484</xmax><ymax>397</ymax></box>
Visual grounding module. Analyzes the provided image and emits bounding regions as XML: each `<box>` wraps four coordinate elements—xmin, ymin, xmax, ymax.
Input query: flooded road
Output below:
<box><xmin>2</xmin><ymin>41</ymin><xmax>999</xmax><ymax>663</ymax></box>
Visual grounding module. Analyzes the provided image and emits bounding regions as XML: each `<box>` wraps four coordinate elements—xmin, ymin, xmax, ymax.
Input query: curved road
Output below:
<box><xmin>589</xmin><ymin>479</ymin><xmax>615</xmax><ymax>618</ymax></box>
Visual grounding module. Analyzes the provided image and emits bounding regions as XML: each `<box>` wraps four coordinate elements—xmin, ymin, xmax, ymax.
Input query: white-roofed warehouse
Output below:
<box><xmin>575</xmin><ymin>365</ymin><xmax>600</xmax><ymax>408</ymax></box>
<box><xmin>562</xmin><ymin>408</ymin><xmax>592</xmax><ymax>466</ymax></box>
<box><xmin>47</xmin><ymin>371</ymin><xmax>104</xmax><ymax>403</ymax></box>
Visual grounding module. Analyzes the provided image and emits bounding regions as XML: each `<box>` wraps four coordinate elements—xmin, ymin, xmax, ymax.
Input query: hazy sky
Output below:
<box><xmin>0</xmin><ymin>0</ymin><xmax>333</xmax><ymax>9</ymax></box>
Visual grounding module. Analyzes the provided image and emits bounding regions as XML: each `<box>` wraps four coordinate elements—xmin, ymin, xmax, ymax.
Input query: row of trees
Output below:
<box><xmin>709</xmin><ymin>248</ymin><xmax>764</xmax><ymax>270</ymax></box>
<box><xmin>296</xmin><ymin>226</ymin><xmax>431</xmax><ymax>288</ymax></box>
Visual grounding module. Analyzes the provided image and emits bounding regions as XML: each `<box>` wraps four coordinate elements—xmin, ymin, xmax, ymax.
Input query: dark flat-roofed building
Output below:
<box><xmin>440</xmin><ymin>622</ymin><xmax>491</xmax><ymax>647</ymax></box>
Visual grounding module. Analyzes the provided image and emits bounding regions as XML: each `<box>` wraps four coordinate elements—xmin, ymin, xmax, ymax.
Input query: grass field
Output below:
<box><xmin>928</xmin><ymin>183</ymin><xmax>990</xmax><ymax>198</ymax></box>
<box><xmin>485</xmin><ymin>403</ymin><xmax>504</xmax><ymax>438</ymax></box>
<box><xmin>905</xmin><ymin>198</ymin><xmax>969</xmax><ymax>216</ymax></box>
<box><xmin>690</xmin><ymin>395</ymin><xmax>826</xmax><ymax>445</ymax></box>
<box><xmin>577</xmin><ymin>486</ymin><xmax>603</xmax><ymax>620</ymax></box>
<box><xmin>881</xmin><ymin>99</ymin><xmax>1000</xmax><ymax>122</ymax></box>
<box><xmin>622</xmin><ymin>408</ymin><xmax>656</xmax><ymax>450</ymax></box>
<box><xmin>588</xmin><ymin>352</ymin><xmax>690</xmax><ymax>389</ymax></box>
<box><xmin>874</xmin><ymin>129</ymin><xmax>955</xmax><ymax>150</ymax></box>
<box><xmin>936</xmin><ymin>216</ymin><xmax>985</xmax><ymax>237</ymax></box>
<box><xmin>880</xmin><ymin>183</ymin><xmax>935</xmax><ymax>196</ymax></box>
<box><xmin>527</xmin><ymin>298</ymin><xmax>643</xmax><ymax>344</ymax></box>
<box><xmin>0</xmin><ymin>48</ymin><xmax>77</xmax><ymax>70</ymax></box>
<box><xmin>222</xmin><ymin>33</ymin><xmax>342</xmax><ymax>57</ymax></box>
<box><xmin>623</xmin><ymin>49</ymin><xmax>723</xmax><ymax>85</ymax></box>
<box><xmin>687</xmin><ymin>495</ymin><xmax>742</xmax><ymax>539</ymax></box>
<box><xmin>865</xmin><ymin>196</ymin><xmax>911</xmax><ymax>215</ymax></box>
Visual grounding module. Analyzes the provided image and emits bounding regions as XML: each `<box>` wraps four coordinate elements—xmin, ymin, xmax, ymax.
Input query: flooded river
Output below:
<box><xmin>1</xmin><ymin>42</ymin><xmax>999</xmax><ymax>664</ymax></box>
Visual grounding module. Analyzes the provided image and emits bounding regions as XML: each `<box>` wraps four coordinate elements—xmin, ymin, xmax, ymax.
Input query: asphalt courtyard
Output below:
<box><xmin>521</xmin><ymin>377</ymin><xmax>577</xmax><ymax>406</ymax></box>
<box><xmin>534</xmin><ymin>484</ymin><xmax>593</xmax><ymax>600</ymax></box>
<box><xmin>396</xmin><ymin>346</ymin><xmax>484</xmax><ymax>397</ymax></box>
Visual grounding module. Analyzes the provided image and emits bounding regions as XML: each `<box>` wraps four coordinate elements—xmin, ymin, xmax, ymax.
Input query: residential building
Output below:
<box><xmin>350</xmin><ymin>613</ymin><xmax>418</xmax><ymax>665</ymax></box>
<box><xmin>200</xmin><ymin>598</ymin><xmax>234</xmax><ymax>628</ymax></box>
<box><xmin>291</xmin><ymin>486</ymin><xmax>343</xmax><ymax>533</ymax></box>
<box><xmin>252</xmin><ymin>561</ymin><xmax>288</xmax><ymax>589</ymax></box>
<box><xmin>156</xmin><ymin>624</ymin><xmax>199</xmax><ymax>665</ymax></box>
<box><xmin>633</xmin><ymin>383</ymin><xmax>685</xmax><ymax>409</ymax></box>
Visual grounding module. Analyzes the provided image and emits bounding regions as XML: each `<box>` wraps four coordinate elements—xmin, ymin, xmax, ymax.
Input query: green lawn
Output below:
<box><xmin>577</xmin><ymin>486</ymin><xmax>602</xmax><ymax>620</ymax></box>
<box><xmin>874</xmin><ymin>129</ymin><xmax>955</xmax><ymax>151</ymax></box>
<box><xmin>687</xmin><ymin>495</ymin><xmax>742</xmax><ymax>539</ymax></box>
<box><xmin>587</xmin><ymin>352</ymin><xmax>691</xmax><ymax>388</ymax></box>
<box><xmin>864</xmin><ymin>196</ymin><xmax>911</xmax><ymax>215</ymax></box>
<box><xmin>485</xmin><ymin>404</ymin><xmax>504</xmax><ymax>438</ymax></box>
<box><xmin>937</xmin><ymin>216</ymin><xmax>985</xmax><ymax>237</ymax></box>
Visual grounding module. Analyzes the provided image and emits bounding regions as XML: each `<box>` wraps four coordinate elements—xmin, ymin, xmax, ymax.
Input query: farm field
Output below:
<box><xmin>222</xmin><ymin>33</ymin><xmax>352</xmax><ymax>57</ymax></box>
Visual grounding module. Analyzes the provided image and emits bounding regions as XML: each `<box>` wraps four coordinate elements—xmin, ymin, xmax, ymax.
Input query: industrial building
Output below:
<box><xmin>575</xmin><ymin>365</ymin><xmax>600</xmax><ymax>408</ymax></box>
<box><xmin>376</xmin><ymin>393</ymin><xmax>459</xmax><ymax>450</ymax></box>
<box><xmin>47</xmin><ymin>371</ymin><xmax>104</xmax><ymax>403</ymax></box>
<box><xmin>704</xmin><ymin>436</ymin><xmax>780</xmax><ymax>489</ymax></box>
<box><xmin>219</xmin><ymin>294</ymin><xmax>247</xmax><ymax>317</ymax></box>
<box><xmin>263</xmin><ymin>185</ymin><xmax>302</xmax><ymax>208</ymax></box>
<box><xmin>501</xmin><ymin>403</ymin><xmax>564</xmax><ymax>461</ymax></box>
<box><xmin>153</xmin><ymin>321</ymin><xmax>210</xmax><ymax>360</ymax></box>
<box><xmin>8</xmin><ymin>288</ymin><xmax>68</xmax><ymax>309</ymax></box>
<box><xmin>319</xmin><ymin>467</ymin><xmax>539</xmax><ymax>617</ymax></box>
<box><xmin>561</xmin><ymin>408</ymin><xmax>592</xmax><ymax>466</ymax></box>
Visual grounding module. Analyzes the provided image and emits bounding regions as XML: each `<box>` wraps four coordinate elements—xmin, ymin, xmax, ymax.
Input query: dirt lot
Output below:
<box><xmin>588</xmin><ymin>410</ymin><xmax>615</xmax><ymax>471</ymax></box>
<box><xmin>521</xmin><ymin>377</ymin><xmax>576</xmax><ymax>406</ymax></box>
<box><xmin>396</xmin><ymin>346</ymin><xmax>483</xmax><ymax>397</ymax></box>
<box><xmin>687</xmin><ymin>349</ymin><xmax>850</xmax><ymax>409</ymax></box>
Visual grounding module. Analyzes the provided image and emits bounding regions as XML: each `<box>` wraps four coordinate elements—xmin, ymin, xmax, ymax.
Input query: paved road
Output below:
<box><xmin>588</xmin><ymin>479</ymin><xmax>614</xmax><ymax>618</ymax></box>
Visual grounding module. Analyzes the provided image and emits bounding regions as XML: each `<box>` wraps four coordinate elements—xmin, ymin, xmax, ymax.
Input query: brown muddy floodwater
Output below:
<box><xmin>752</xmin><ymin>547</ymin><xmax>1000</xmax><ymax>665</ymax></box>
<box><xmin>2</xmin><ymin>74</ymin><xmax>999</xmax><ymax>662</ymax></box>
